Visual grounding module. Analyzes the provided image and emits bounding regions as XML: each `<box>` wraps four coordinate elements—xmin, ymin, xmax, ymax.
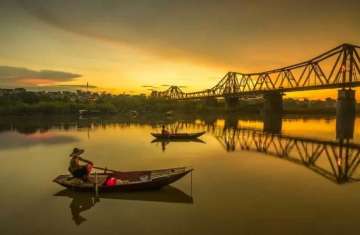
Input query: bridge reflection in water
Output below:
<box><xmin>179</xmin><ymin>116</ymin><xmax>360</xmax><ymax>185</ymax></box>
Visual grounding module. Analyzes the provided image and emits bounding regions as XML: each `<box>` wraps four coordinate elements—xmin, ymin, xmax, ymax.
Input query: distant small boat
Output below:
<box><xmin>128</xmin><ymin>110</ymin><xmax>138</xmax><ymax>117</ymax></box>
<box><xmin>151</xmin><ymin>138</ymin><xmax>206</xmax><ymax>144</ymax></box>
<box><xmin>151</xmin><ymin>131</ymin><xmax>206</xmax><ymax>139</ymax></box>
<box><xmin>165</xmin><ymin>111</ymin><xmax>174</xmax><ymax>116</ymax></box>
<box><xmin>53</xmin><ymin>167</ymin><xmax>192</xmax><ymax>192</ymax></box>
<box><xmin>79</xmin><ymin>109</ymin><xmax>101</xmax><ymax>116</ymax></box>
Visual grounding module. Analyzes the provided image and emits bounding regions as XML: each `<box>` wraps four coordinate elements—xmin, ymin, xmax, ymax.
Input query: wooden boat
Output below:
<box><xmin>151</xmin><ymin>131</ymin><xmax>205</xmax><ymax>139</ymax></box>
<box><xmin>151</xmin><ymin>138</ymin><xmax>206</xmax><ymax>144</ymax></box>
<box><xmin>53</xmin><ymin>167</ymin><xmax>192</xmax><ymax>192</ymax></box>
<box><xmin>79</xmin><ymin>109</ymin><xmax>101</xmax><ymax>116</ymax></box>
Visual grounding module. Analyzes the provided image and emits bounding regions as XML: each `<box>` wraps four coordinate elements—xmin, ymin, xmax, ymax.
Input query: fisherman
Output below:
<box><xmin>161</xmin><ymin>125</ymin><xmax>169</xmax><ymax>136</ymax></box>
<box><xmin>69</xmin><ymin>148</ymin><xmax>93</xmax><ymax>181</ymax></box>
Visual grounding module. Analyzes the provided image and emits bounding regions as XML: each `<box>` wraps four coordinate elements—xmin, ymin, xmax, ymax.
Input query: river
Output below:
<box><xmin>0</xmin><ymin>114</ymin><xmax>359</xmax><ymax>234</ymax></box>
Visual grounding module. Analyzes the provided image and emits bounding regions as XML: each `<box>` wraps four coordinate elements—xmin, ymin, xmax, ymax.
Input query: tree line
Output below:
<box><xmin>0</xmin><ymin>89</ymin><xmax>358</xmax><ymax>115</ymax></box>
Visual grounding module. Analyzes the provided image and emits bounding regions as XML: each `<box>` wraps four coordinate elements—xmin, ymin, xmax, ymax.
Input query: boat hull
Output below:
<box><xmin>151</xmin><ymin>131</ymin><xmax>205</xmax><ymax>139</ymax></box>
<box><xmin>151</xmin><ymin>138</ymin><xmax>205</xmax><ymax>143</ymax></box>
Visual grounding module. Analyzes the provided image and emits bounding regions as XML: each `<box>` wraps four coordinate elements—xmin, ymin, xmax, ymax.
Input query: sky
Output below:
<box><xmin>0</xmin><ymin>0</ymin><xmax>359</xmax><ymax>98</ymax></box>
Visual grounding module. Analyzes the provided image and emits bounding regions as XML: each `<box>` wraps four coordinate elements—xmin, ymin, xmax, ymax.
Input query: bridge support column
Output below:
<box><xmin>225</xmin><ymin>116</ymin><xmax>239</xmax><ymax>129</ymax></box>
<box><xmin>225</xmin><ymin>96</ymin><xmax>239</xmax><ymax>109</ymax></box>
<box><xmin>263</xmin><ymin>91</ymin><xmax>283</xmax><ymax>115</ymax></box>
<box><xmin>204</xmin><ymin>116</ymin><xmax>217</xmax><ymax>128</ymax></box>
<box><xmin>336</xmin><ymin>89</ymin><xmax>356</xmax><ymax>139</ymax></box>
<box><xmin>263</xmin><ymin>113</ymin><xmax>282</xmax><ymax>134</ymax></box>
<box><xmin>205</xmin><ymin>97</ymin><xmax>218</xmax><ymax>106</ymax></box>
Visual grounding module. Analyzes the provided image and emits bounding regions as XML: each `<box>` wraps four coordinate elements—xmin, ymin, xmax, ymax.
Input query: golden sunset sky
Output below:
<box><xmin>0</xmin><ymin>0</ymin><xmax>359</xmax><ymax>99</ymax></box>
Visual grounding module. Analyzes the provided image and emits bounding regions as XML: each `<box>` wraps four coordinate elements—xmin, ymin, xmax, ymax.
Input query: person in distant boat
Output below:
<box><xmin>68</xmin><ymin>148</ymin><xmax>93</xmax><ymax>181</ymax></box>
<box><xmin>161</xmin><ymin>125</ymin><xmax>170</xmax><ymax>136</ymax></box>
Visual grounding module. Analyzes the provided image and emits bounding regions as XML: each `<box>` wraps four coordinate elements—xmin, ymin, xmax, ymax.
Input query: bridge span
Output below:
<box><xmin>152</xmin><ymin>43</ymin><xmax>359</xmax><ymax>123</ymax></box>
<box><xmin>152</xmin><ymin>43</ymin><xmax>360</xmax><ymax>100</ymax></box>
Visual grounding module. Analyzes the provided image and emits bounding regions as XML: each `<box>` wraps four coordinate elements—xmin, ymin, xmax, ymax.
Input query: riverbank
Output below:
<box><xmin>1</xmin><ymin>89</ymin><xmax>359</xmax><ymax>115</ymax></box>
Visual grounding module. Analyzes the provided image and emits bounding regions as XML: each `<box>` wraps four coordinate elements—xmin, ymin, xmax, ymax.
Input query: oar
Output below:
<box><xmin>92</xmin><ymin>166</ymin><xmax>151</xmax><ymax>181</ymax></box>
<box><xmin>93</xmin><ymin>166</ymin><xmax>151</xmax><ymax>176</ymax></box>
<box><xmin>93</xmin><ymin>166</ymin><xmax>121</xmax><ymax>173</ymax></box>
<box><xmin>94</xmin><ymin>171</ymin><xmax>99</xmax><ymax>197</ymax></box>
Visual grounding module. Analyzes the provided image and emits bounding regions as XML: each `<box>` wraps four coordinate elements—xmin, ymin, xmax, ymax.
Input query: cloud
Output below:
<box><xmin>141</xmin><ymin>85</ymin><xmax>157</xmax><ymax>88</ymax></box>
<box><xmin>15</xmin><ymin>0</ymin><xmax>360</xmax><ymax>70</ymax></box>
<box><xmin>56</xmin><ymin>84</ymin><xmax>97</xmax><ymax>89</ymax></box>
<box><xmin>17</xmin><ymin>84</ymin><xmax>98</xmax><ymax>92</ymax></box>
<box><xmin>0</xmin><ymin>65</ymin><xmax>82</xmax><ymax>87</ymax></box>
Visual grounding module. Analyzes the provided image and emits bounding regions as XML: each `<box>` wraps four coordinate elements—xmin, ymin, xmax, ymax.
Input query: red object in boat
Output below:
<box><xmin>105</xmin><ymin>177</ymin><xmax>117</xmax><ymax>186</ymax></box>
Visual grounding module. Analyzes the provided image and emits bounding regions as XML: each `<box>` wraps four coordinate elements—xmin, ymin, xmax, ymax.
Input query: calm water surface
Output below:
<box><xmin>0</xmin><ymin>115</ymin><xmax>360</xmax><ymax>235</ymax></box>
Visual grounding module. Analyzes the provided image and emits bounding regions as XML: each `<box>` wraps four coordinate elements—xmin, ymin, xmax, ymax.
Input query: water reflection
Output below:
<box><xmin>0</xmin><ymin>115</ymin><xmax>78</xmax><ymax>134</ymax></box>
<box><xmin>182</xmin><ymin>121</ymin><xmax>360</xmax><ymax>184</ymax></box>
<box><xmin>151</xmin><ymin>139</ymin><xmax>206</xmax><ymax>152</ymax></box>
<box><xmin>218</xmin><ymin>128</ymin><xmax>360</xmax><ymax>184</ymax></box>
<box><xmin>1</xmin><ymin>115</ymin><xmax>359</xmax><ymax>184</ymax></box>
<box><xmin>0</xmin><ymin>132</ymin><xmax>79</xmax><ymax>150</ymax></box>
<box><xmin>54</xmin><ymin>186</ymin><xmax>193</xmax><ymax>226</ymax></box>
<box><xmin>263</xmin><ymin>113</ymin><xmax>282</xmax><ymax>134</ymax></box>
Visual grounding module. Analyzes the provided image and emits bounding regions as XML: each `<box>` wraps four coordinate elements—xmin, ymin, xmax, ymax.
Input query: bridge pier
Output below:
<box><xmin>203</xmin><ymin>116</ymin><xmax>217</xmax><ymax>132</ymax></box>
<box><xmin>263</xmin><ymin>113</ymin><xmax>282</xmax><ymax>134</ymax></box>
<box><xmin>224</xmin><ymin>116</ymin><xmax>239</xmax><ymax>129</ymax></box>
<box><xmin>205</xmin><ymin>97</ymin><xmax>218</xmax><ymax>106</ymax></box>
<box><xmin>336</xmin><ymin>89</ymin><xmax>356</xmax><ymax>139</ymax></box>
<box><xmin>225</xmin><ymin>96</ymin><xmax>239</xmax><ymax>109</ymax></box>
<box><xmin>263</xmin><ymin>91</ymin><xmax>283</xmax><ymax>115</ymax></box>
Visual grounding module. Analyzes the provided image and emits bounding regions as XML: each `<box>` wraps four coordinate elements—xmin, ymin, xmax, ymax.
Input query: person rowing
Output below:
<box><xmin>161</xmin><ymin>125</ymin><xmax>170</xmax><ymax>136</ymax></box>
<box><xmin>68</xmin><ymin>148</ymin><xmax>93</xmax><ymax>181</ymax></box>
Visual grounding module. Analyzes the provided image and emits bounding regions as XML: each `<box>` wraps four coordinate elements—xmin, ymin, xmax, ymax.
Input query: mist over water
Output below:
<box><xmin>0</xmin><ymin>114</ymin><xmax>359</xmax><ymax>235</ymax></box>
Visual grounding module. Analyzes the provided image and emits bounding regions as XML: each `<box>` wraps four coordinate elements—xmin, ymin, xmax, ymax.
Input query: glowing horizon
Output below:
<box><xmin>0</xmin><ymin>1</ymin><xmax>359</xmax><ymax>99</ymax></box>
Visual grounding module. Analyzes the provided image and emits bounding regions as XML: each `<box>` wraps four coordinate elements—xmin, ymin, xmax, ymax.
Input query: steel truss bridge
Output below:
<box><xmin>152</xmin><ymin>43</ymin><xmax>360</xmax><ymax>100</ymax></box>
<box><xmin>175</xmin><ymin>122</ymin><xmax>360</xmax><ymax>184</ymax></box>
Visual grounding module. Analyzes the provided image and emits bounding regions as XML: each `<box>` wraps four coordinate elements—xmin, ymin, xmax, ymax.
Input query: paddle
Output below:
<box><xmin>92</xmin><ymin>166</ymin><xmax>153</xmax><ymax>182</ymax></box>
<box><xmin>93</xmin><ymin>166</ymin><xmax>188</xmax><ymax>173</ymax></box>
<box><xmin>93</xmin><ymin>166</ymin><xmax>121</xmax><ymax>173</ymax></box>
<box><xmin>92</xmin><ymin>166</ymin><xmax>151</xmax><ymax>176</ymax></box>
<box><xmin>94</xmin><ymin>171</ymin><xmax>99</xmax><ymax>197</ymax></box>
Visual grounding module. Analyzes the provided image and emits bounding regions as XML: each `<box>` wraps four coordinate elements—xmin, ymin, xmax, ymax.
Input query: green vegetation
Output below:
<box><xmin>0</xmin><ymin>88</ymin><xmax>359</xmax><ymax>115</ymax></box>
<box><xmin>0</xmin><ymin>89</ymin><xmax>182</xmax><ymax>115</ymax></box>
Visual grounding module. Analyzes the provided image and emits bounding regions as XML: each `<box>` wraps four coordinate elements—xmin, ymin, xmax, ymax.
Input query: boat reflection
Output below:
<box><xmin>54</xmin><ymin>186</ymin><xmax>193</xmax><ymax>226</ymax></box>
<box><xmin>151</xmin><ymin>138</ymin><xmax>206</xmax><ymax>152</ymax></box>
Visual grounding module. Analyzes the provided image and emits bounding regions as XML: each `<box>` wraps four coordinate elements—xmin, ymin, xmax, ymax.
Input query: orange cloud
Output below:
<box><xmin>0</xmin><ymin>65</ymin><xmax>82</xmax><ymax>87</ymax></box>
<box><xmin>18</xmin><ymin>78</ymin><xmax>59</xmax><ymax>85</ymax></box>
